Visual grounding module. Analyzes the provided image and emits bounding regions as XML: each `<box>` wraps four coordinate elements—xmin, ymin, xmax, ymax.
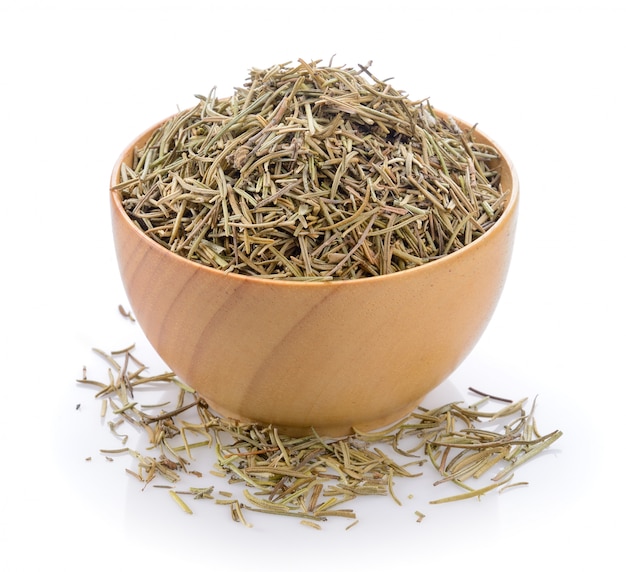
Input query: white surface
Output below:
<box><xmin>1</xmin><ymin>1</ymin><xmax>623</xmax><ymax>570</ymax></box>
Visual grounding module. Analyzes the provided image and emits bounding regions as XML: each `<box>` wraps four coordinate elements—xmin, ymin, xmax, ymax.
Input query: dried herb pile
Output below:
<box><xmin>115</xmin><ymin>60</ymin><xmax>506</xmax><ymax>280</ymax></box>
<box><xmin>78</xmin><ymin>343</ymin><xmax>562</xmax><ymax>529</ymax></box>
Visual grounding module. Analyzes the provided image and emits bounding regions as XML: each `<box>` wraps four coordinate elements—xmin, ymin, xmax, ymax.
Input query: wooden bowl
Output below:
<box><xmin>110</xmin><ymin>114</ymin><xmax>519</xmax><ymax>436</ymax></box>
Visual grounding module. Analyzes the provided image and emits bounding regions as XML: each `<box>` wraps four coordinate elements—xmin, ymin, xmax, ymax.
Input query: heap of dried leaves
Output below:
<box><xmin>114</xmin><ymin>60</ymin><xmax>507</xmax><ymax>280</ymax></box>
<box><xmin>77</xmin><ymin>342</ymin><xmax>562</xmax><ymax>529</ymax></box>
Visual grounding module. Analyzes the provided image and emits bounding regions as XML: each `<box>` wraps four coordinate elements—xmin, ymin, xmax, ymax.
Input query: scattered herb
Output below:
<box><xmin>468</xmin><ymin>386</ymin><xmax>513</xmax><ymax>403</ymax></box>
<box><xmin>118</xmin><ymin>304</ymin><xmax>136</xmax><ymax>321</ymax></box>
<box><xmin>169</xmin><ymin>489</ymin><xmax>193</xmax><ymax>515</ymax></box>
<box><xmin>115</xmin><ymin>60</ymin><xmax>506</xmax><ymax>280</ymax></box>
<box><xmin>300</xmin><ymin>520</ymin><xmax>322</xmax><ymax>530</ymax></box>
<box><xmin>77</xmin><ymin>344</ymin><xmax>562</xmax><ymax>528</ymax></box>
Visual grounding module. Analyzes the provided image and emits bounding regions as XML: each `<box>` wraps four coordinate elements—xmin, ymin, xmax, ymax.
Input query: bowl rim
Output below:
<box><xmin>110</xmin><ymin>110</ymin><xmax>519</xmax><ymax>289</ymax></box>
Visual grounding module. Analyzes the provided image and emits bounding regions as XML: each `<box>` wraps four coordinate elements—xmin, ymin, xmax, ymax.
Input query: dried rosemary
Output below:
<box><xmin>77</xmin><ymin>343</ymin><xmax>562</xmax><ymax>528</ymax></box>
<box><xmin>115</xmin><ymin>60</ymin><xmax>506</xmax><ymax>280</ymax></box>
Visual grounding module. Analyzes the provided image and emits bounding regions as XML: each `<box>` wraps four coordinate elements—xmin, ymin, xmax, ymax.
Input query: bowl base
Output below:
<box><xmin>205</xmin><ymin>396</ymin><xmax>424</xmax><ymax>438</ymax></box>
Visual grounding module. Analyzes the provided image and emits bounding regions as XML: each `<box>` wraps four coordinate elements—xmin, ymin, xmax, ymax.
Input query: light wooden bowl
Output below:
<box><xmin>110</xmin><ymin>114</ymin><xmax>519</xmax><ymax>436</ymax></box>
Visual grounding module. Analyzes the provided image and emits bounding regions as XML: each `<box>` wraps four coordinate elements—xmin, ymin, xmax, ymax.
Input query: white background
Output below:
<box><xmin>1</xmin><ymin>1</ymin><xmax>623</xmax><ymax>570</ymax></box>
